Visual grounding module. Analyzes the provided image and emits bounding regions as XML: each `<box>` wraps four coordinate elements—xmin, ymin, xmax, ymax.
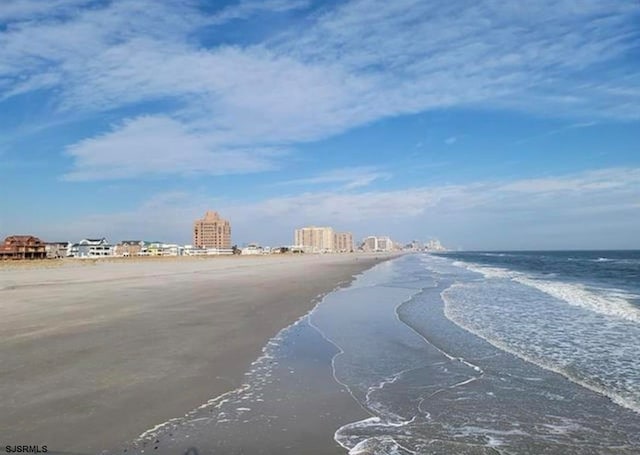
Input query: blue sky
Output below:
<box><xmin>1</xmin><ymin>0</ymin><xmax>639</xmax><ymax>250</ymax></box>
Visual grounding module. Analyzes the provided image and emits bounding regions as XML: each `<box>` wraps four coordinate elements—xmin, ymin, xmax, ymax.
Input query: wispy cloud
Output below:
<box><xmin>445</xmin><ymin>136</ymin><xmax>457</xmax><ymax>145</ymax></box>
<box><xmin>0</xmin><ymin>0</ymin><xmax>92</xmax><ymax>22</ymax></box>
<box><xmin>279</xmin><ymin>167</ymin><xmax>391</xmax><ymax>189</ymax></box>
<box><xmin>1</xmin><ymin>0</ymin><xmax>639</xmax><ymax>180</ymax></box>
<box><xmin>211</xmin><ymin>0</ymin><xmax>311</xmax><ymax>24</ymax></box>
<box><xmin>515</xmin><ymin>121</ymin><xmax>599</xmax><ymax>144</ymax></box>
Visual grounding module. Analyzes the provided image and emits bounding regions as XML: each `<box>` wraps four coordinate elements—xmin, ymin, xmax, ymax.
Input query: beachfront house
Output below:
<box><xmin>183</xmin><ymin>244</ymin><xmax>233</xmax><ymax>256</ymax></box>
<box><xmin>70</xmin><ymin>238</ymin><xmax>114</xmax><ymax>258</ymax></box>
<box><xmin>160</xmin><ymin>244</ymin><xmax>183</xmax><ymax>256</ymax></box>
<box><xmin>241</xmin><ymin>243</ymin><xmax>264</xmax><ymax>255</ymax></box>
<box><xmin>135</xmin><ymin>242</ymin><xmax>184</xmax><ymax>257</ymax></box>
<box><xmin>0</xmin><ymin>235</ymin><xmax>47</xmax><ymax>260</ymax></box>
<box><xmin>183</xmin><ymin>245</ymin><xmax>206</xmax><ymax>256</ymax></box>
<box><xmin>206</xmin><ymin>248</ymin><xmax>233</xmax><ymax>255</ymax></box>
<box><xmin>142</xmin><ymin>241</ymin><xmax>163</xmax><ymax>256</ymax></box>
<box><xmin>45</xmin><ymin>242</ymin><xmax>71</xmax><ymax>259</ymax></box>
<box><xmin>114</xmin><ymin>240</ymin><xmax>144</xmax><ymax>257</ymax></box>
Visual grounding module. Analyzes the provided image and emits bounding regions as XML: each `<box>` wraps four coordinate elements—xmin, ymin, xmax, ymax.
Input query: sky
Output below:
<box><xmin>1</xmin><ymin>0</ymin><xmax>639</xmax><ymax>250</ymax></box>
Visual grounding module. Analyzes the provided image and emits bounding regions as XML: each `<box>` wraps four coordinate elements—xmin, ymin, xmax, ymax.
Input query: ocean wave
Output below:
<box><xmin>442</xmin><ymin>282</ymin><xmax>640</xmax><ymax>415</ymax></box>
<box><xmin>514</xmin><ymin>276</ymin><xmax>640</xmax><ymax>323</ymax></box>
<box><xmin>460</xmin><ymin>262</ymin><xmax>640</xmax><ymax>324</ymax></box>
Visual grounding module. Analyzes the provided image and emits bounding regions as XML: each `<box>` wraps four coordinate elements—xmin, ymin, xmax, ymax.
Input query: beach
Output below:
<box><xmin>0</xmin><ymin>254</ymin><xmax>393</xmax><ymax>453</ymax></box>
<box><xmin>4</xmin><ymin>252</ymin><xmax>639</xmax><ymax>454</ymax></box>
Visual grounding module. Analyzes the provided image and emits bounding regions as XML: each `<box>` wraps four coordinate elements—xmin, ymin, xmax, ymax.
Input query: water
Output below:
<box><xmin>440</xmin><ymin>250</ymin><xmax>640</xmax><ymax>411</ymax></box>
<box><xmin>123</xmin><ymin>252</ymin><xmax>640</xmax><ymax>454</ymax></box>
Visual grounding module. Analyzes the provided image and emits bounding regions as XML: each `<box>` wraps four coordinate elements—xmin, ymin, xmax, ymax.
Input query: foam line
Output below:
<box><xmin>460</xmin><ymin>262</ymin><xmax>640</xmax><ymax>323</ymax></box>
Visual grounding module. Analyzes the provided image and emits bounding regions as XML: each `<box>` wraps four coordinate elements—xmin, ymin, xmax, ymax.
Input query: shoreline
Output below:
<box><xmin>1</xmin><ymin>252</ymin><xmax>400</xmax><ymax>453</ymax></box>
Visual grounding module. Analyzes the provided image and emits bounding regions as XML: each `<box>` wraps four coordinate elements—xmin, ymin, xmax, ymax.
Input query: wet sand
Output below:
<box><xmin>130</xmin><ymin>317</ymin><xmax>369</xmax><ymax>455</ymax></box>
<box><xmin>0</xmin><ymin>254</ymin><xmax>395</xmax><ymax>453</ymax></box>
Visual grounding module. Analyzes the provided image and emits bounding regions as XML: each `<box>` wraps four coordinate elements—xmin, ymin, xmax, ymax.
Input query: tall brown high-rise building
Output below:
<box><xmin>193</xmin><ymin>211</ymin><xmax>231</xmax><ymax>249</ymax></box>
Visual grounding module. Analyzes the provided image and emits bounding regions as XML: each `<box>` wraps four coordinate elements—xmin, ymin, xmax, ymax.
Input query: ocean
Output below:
<box><xmin>127</xmin><ymin>252</ymin><xmax>640</xmax><ymax>454</ymax></box>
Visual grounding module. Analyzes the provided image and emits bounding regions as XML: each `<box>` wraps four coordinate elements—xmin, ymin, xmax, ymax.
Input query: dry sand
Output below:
<box><xmin>0</xmin><ymin>253</ymin><xmax>396</xmax><ymax>453</ymax></box>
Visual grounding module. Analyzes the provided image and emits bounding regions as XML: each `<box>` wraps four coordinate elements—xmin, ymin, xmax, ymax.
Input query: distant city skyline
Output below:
<box><xmin>1</xmin><ymin>1</ymin><xmax>639</xmax><ymax>250</ymax></box>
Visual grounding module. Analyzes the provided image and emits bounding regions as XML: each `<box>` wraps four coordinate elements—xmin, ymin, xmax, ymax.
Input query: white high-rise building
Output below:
<box><xmin>294</xmin><ymin>226</ymin><xmax>335</xmax><ymax>253</ymax></box>
<box><xmin>363</xmin><ymin>236</ymin><xmax>378</xmax><ymax>252</ymax></box>
<box><xmin>377</xmin><ymin>236</ymin><xmax>392</xmax><ymax>252</ymax></box>
<box><xmin>362</xmin><ymin>235</ymin><xmax>393</xmax><ymax>252</ymax></box>
<box><xmin>334</xmin><ymin>232</ymin><xmax>354</xmax><ymax>252</ymax></box>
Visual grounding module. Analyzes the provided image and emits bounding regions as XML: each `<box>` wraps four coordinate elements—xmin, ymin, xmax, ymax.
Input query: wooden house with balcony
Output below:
<box><xmin>0</xmin><ymin>235</ymin><xmax>47</xmax><ymax>260</ymax></box>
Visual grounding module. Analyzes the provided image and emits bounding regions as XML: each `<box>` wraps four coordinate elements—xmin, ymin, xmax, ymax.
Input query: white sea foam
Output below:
<box><xmin>348</xmin><ymin>435</ymin><xmax>417</xmax><ymax>455</ymax></box>
<box><xmin>515</xmin><ymin>276</ymin><xmax>640</xmax><ymax>323</ymax></box>
<box><xmin>364</xmin><ymin>372</ymin><xmax>413</xmax><ymax>426</ymax></box>
<box><xmin>460</xmin><ymin>262</ymin><xmax>640</xmax><ymax>323</ymax></box>
<box><xmin>442</xmin><ymin>281</ymin><xmax>640</xmax><ymax>414</ymax></box>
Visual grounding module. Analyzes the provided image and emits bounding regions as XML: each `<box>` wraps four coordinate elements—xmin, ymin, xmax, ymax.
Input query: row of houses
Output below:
<box><xmin>0</xmin><ymin>236</ymin><xmax>238</xmax><ymax>260</ymax></box>
<box><xmin>50</xmin><ymin>238</ymin><xmax>236</xmax><ymax>258</ymax></box>
<box><xmin>44</xmin><ymin>238</ymin><xmax>121</xmax><ymax>258</ymax></box>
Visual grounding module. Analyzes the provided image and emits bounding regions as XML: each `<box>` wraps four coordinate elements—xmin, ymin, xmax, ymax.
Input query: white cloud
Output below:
<box><xmin>1</xmin><ymin>0</ymin><xmax>639</xmax><ymax>180</ymax></box>
<box><xmin>62</xmin><ymin>116</ymin><xmax>283</xmax><ymax>181</ymax></box>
